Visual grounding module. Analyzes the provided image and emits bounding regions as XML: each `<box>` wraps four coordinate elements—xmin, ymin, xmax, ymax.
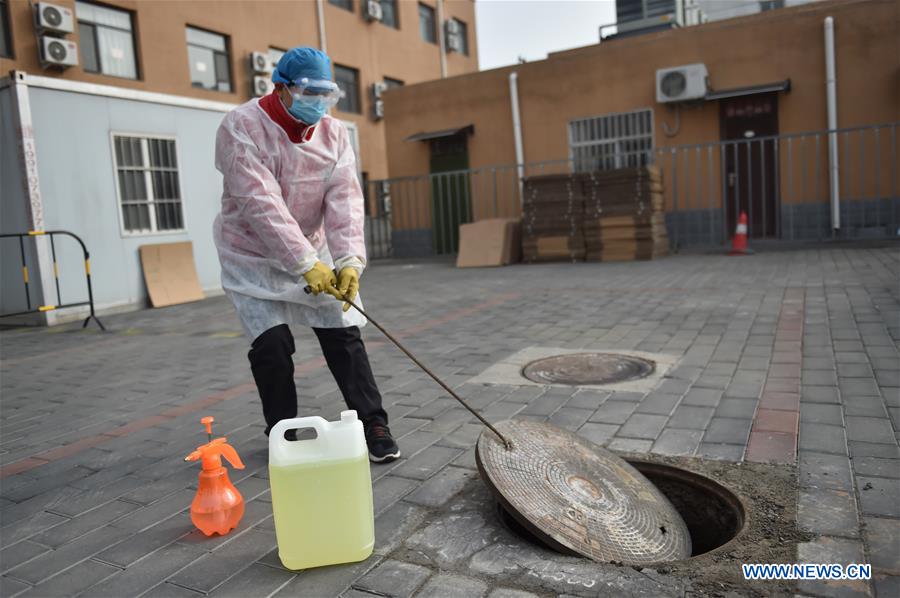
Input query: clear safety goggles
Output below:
<box><xmin>288</xmin><ymin>77</ymin><xmax>344</xmax><ymax>110</ymax></box>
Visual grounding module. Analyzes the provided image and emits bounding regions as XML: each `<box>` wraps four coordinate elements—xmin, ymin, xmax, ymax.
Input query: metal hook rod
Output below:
<box><xmin>304</xmin><ymin>285</ymin><xmax>513</xmax><ymax>450</ymax></box>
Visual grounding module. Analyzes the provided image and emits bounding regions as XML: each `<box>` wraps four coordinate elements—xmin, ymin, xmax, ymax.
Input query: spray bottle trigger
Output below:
<box><xmin>218</xmin><ymin>443</ymin><xmax>245</xmax><ymax>470</ymax></box>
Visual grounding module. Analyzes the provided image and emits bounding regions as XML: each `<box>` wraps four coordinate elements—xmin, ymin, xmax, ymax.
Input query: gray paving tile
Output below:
<box><xmin>19</xmin><ymin>558</ymin><xmax>121</xmax><ymax>598</ymax></box>
<box><xmin>372</xmin><ymin>476</ymin><xmax>420</xmax><ymax>515</ymax></box>
<box><xmin>388</xmin><ymin>445</ymin><xmax>462</xmax><ymax>481</ymax></box>
<box><xmin>856</xmin><ymin>476</ymin><xmax>900</xmax><ymax>518</ymax></box>
<box><xmin>404</xmin><ymin>466</ymin><xmax>477</xmax><ymax>508</ymax></box>
<box><xmin>353</xmin><ymin>559</ymin><xmax>431</xmax><ymax>598</ymax></box>
<box><xmin>651</xmin><ymin>429</ymin><xmax>702</xmax><ymax>457</ymax></box>
<box><xmin>863</xmin><ymin>516</ymin><xmax>900</xmax><ymax>575</ymax></box>
<box><xmin>209</xmin><ymin>562</ymin><xmax>294</xmax><ymax>598</ymax></box>
<box><xmin>798</xmin><ymin>489</ymin><xmax>860</xmax><ymax>537</ymax></box>
<box><xmin>169</xmin><ymin>529</ymin><xmax>277</xmax><ymax>593</ymax></box>
<box><xmin>799</xmin><ymin>452</ymin><xmax>853</xmax><ymax>491</ymax></box>
<box><xmin>802</xmin><ymin>385</ymin><xmax>841</xmax><ymax>404</ymax></box>
<box><xmin>800</xmin><ymin>403</ymin><xmax>844</xmax><ymax>426</ymax></box>
<box><xmin>798</xmin><ymin>536</ymin><xmax>870</xmax><ymax>597</ymax></box>
<box><xmin>715</xmin><ymin>398</ymin><xmax>757</xmax><ymax>419</ymax></box>
<box><xmin>7</xmin><ymin>525</ymin><xmax>132</xmax><ymax>585</ymax></box>
<box><xmin>587</xmin><ymin>400</ymin><xmax>636</xmax><ymax>425</ymax></box>
<box><xmin>851</xmin><ymin>456</ymin><xmax>899</xmax><ymax>479</ymax></box>
<box><xmin>682</xmin><ymin>388</ymin><xmax>723</xmax><ymax>407</ymax></box>
<box><xmin>703</xmin><ymin>417</ymin><xmax>752</xmax><ymax>445</ymax></box>
<box><xmin>697</xmin><ymin>443</ymin><xmax>745</xmax><ymax>461</ymax></box>
<box><xmin>374</xmin><ymin>502</ymin><xmax>428</xmax><ymax>556</ymax></box>
<box><xmin>845</xmin><ymin>416</ymin><xmax>895</xmax><ymax>444</ymax></box>
<box><xmin>575</xmin><ymin>422</ymin><xmax>619</xmax><ymax>446</ymax></box>
<box><xmin>667</xmin><ymin>405</ymin><xmax>715</xmax><ymax>430</ymax></box>
<box><xmin>634</xmin><ymin>393</ymin><xmax>681</xmax><ymax>415</ymax></box>
<box><xmin>0</xmin><ymin>576</ymin><xmax>30</xmax><ymax>596</ymax></box>
<box><xmin>416</xmin><ymin>573</ymin><xmax>488</xmax><ymax>598</ymax></box>
<box><xmin>799</xmin><ymin>423</ymin><xmax>848</xmax><ymax>455</ymax></box>
<box><xmin>617</xmin><ymin>414</ymin><xmax>668</xmax><ymax>440</ymax></box>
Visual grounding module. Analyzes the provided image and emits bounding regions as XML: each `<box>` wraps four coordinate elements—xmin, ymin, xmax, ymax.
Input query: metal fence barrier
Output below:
<box><xmin>0</xmin><ymin>230</ymin><xmax>105</xmax><ymax>329</ymax></box>
<box><xmin>362</xmin><ymin>122</ymin><xmax>898</xmax><ymax>258</ymax></box>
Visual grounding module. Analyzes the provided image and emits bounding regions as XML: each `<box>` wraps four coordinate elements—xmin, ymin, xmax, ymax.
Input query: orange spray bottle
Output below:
<box><xmin>185</xmin><ymin>416</ymin><xmax>245</xmax><ymax>536</ymax></box>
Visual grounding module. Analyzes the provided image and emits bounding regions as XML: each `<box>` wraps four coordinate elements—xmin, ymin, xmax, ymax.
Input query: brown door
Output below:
<box><xmin>720</xmin><ymin>94</ymin><xmax>779</xmax><ymax>238</ymax></box>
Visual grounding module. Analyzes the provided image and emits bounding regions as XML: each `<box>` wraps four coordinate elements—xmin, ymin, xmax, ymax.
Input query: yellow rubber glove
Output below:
<box><xmin>336</xmin><ymin>267</ymin><xmax>360</xmax><ymax>312</ymax></box>
<box><xmin>302</xmin><ymin>261</ymin><xmax>341</xmax><ymax>300</ymax></box>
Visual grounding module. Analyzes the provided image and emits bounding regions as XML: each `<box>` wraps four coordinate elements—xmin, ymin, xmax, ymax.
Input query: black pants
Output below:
<box><xmin>248</xmin><ymin>324</ymin><xmax>388</xmax><ymax>434</ymax></box>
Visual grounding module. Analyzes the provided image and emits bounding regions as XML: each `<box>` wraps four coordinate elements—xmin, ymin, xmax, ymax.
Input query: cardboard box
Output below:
<box><xmin>456</xmin><ymin>218</ymin><xmax>521</xmax><ymax>268</ymax></box>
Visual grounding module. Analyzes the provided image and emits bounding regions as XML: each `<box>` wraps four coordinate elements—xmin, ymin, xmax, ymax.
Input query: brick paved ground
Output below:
<box><xmin>1</xmin><ymin>245</ymin><xmax>898</xmax><ymax>597</ymax></box>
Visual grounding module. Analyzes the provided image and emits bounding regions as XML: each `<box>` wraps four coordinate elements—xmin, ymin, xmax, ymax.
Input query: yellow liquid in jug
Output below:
<box><xmin>269</xmin><ymin>454</ymin><xmax>374</xmax><ymax>570</ymax></box>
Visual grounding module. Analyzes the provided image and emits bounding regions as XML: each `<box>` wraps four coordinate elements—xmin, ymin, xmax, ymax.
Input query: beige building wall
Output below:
<box><xmin>1</xmin><ymin>0</ymin><xmax>478</xmax><ymax>180</ymax></box>
<box><xmin>384</xmin><ymin>0</ymin><xmax>899</xmax><ymax>228</ymax></box>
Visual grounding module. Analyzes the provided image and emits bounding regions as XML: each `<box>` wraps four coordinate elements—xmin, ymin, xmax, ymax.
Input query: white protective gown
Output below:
<box><xmin>213</xmin><ymin>99</ymin><xmax>367</xmax><ymax>340</ymax></box>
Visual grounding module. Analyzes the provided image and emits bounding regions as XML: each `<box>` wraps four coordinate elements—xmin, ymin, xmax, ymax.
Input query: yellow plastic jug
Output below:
<box><xmin>268</xmin><ymin>411</ymin><xmax>374</xmax><ymax>570</ymax></box>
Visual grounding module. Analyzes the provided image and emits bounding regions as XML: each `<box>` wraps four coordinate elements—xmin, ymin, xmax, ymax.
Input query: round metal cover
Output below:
<box><xmin>476</xmin><ymin>419</ymin><xmax>691</xmax><ymax>564</ymax></box>
<box><xmin>522</xmin><ymin>352</ymin><xmax>655</xmax><ymax>386</ymax></box>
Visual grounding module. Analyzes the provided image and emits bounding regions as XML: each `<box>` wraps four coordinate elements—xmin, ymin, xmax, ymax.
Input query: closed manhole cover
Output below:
<box><xmin>522</xmin><ymin>352</ymin><xmax>655</xmax><ymax>385</ymax></box>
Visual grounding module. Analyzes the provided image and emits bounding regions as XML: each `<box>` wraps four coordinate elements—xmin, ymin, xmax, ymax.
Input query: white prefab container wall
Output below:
<box><xmin>0</xmin><ymin>72</ymin><xmax>360</xmax><ymax>325</ymax></box>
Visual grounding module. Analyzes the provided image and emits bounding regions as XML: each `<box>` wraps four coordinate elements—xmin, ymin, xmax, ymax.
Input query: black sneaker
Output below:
<box><xmin>365</xmin><ymin>423</ymin><xmax>401</xmax><ymax>463</ymax></box>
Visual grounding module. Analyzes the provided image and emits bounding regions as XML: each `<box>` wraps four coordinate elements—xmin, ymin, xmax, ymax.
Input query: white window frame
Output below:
<box><xmin>109</xmin><ymin>131</ymin><xmax>187</xmax><ymax>238</ymax></box>
<box><xmin>568</xmin><ymin>108</ymin><xmax>655</xmax><ymax>173</ymax></box>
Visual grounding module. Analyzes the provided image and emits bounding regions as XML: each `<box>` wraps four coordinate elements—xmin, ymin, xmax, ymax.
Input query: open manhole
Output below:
<box><xmin>521</xmin><ymin>352</ymin><xmax>656</xmax><ymax>385</ymax></box>
<box><xmin>496</xmin><ymin>459</ymin><xmax>746</xmax><ymax>560</ymax></box>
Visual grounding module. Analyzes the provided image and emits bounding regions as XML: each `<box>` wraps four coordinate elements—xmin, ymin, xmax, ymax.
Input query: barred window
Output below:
<box><xmin>113</xmin><ymin>136</ymin><xmax>184</xmax><ymax>233</ymax></box>
<box><xmin>568</xmin><ymin>109</ymin><xmax>654</xmax><ymax>173</ymax></box>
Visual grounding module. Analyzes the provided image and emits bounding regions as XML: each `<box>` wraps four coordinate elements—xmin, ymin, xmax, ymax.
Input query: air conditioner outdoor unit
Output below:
<box><xmin>364</xmin><ymin>0</ymin><xmax>383</xmax><ymax>22</ymax></box>
<box><xmin>656</xmin><ymin>63</ymin><xmax>708</xmax><ymax>103</ymax></box>
<box><xmin>40</xmin><ymin>36</ymin><xmax>78</xmax><ymax>68</ymax></box>
<box><xmin>36</xmin><ymin>2</ymin><xmax>74</xmax><ymax>34</ymax></box>
<box><xmin>250</xmin><ymin>51</ymin><xmax>271</xmax><ymax>74</ymax></box>
<box><xmin>371</xmin><ymin>81</ymin><xmax>388</xmax><ymax>99</ymax></box>
<box><xmin>372</xmin><ymin>99</ymin><xmax>385</xmax><ymax>121</ymax></box>
<box><xmin>252</xmin><ymin>75</ymin><xmax>274</xmax><ymax>97</ymax></box>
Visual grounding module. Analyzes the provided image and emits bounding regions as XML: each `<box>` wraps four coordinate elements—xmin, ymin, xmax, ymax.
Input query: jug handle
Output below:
<box><xmin>270</xmin><ymin>416</ymin><xmax>329</xmax><ymax>449</ymax></box>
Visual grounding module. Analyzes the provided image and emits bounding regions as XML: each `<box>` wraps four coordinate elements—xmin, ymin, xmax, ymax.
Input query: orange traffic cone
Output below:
<box><xmin>729</xmin><ymin>211</ymin><xmax>753</xmax><ymax>255</ymax></box>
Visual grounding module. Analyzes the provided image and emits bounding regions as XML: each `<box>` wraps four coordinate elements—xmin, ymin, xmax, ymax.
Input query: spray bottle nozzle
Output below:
<box><xmin>201</xmin><ymin>416</ymin><xmax>215</xmax><ymax>443</ymax></box>
<box><xmin>185</xmin><ymin>417</ymin><xmax>245</xmax><ymax>472</ymax></box>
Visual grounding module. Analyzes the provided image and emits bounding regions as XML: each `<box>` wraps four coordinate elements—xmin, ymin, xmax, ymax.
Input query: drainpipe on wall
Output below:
<box><xmin>824</xmin><ymin>16</ymin><xmax>840</xmax><ymax>234</ymax></box>
<box><xmin>509</xmin><ymin>71</ymin><xmax>525</xmax><ymax>207</ymax></box>
<box><xmin>437</xmin><ymin>0</ymin><xmax>447</xmax><ymax>78</ymax></box>
<box><xmin>316</xmin><ymin>0</ymin><xmax>327</xmax><ymax>52</ymax></box>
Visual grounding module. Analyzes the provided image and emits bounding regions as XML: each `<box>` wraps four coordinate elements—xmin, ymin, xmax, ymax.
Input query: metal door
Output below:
<box><xmin>720</xmin><ymin>94</ymin><xmax>780</xmax><ymax>238</ymax></box>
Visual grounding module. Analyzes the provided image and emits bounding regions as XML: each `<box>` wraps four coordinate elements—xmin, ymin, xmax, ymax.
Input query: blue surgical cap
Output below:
<box><xmin>272</xmin><ymin>47</ymin><xmax>332</xmax><ymax>85</ymax></box>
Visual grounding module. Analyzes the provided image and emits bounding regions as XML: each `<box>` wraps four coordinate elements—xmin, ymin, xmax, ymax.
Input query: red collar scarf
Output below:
<box><xmin>259</xmin><ymin>92</ymin><xmax>316</xmax><ymax>144</ymax></box>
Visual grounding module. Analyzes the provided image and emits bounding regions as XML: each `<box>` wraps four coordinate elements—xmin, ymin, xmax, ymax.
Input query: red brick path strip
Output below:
<box><xmin>0</xmin><ymin>293</ymin><xmax>521</xmax><ymax>478</ymax></box>
<box><xmin>745</xmin><ymin>287</ymin><xmax>804</xmax><ymax>464</ymax></box>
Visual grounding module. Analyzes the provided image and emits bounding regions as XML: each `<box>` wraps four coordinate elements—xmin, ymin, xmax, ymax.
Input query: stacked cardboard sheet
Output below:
<box><xmin>582</xmin><ymin>166</ymin><xmax>669</xmax><ymax>262</ymax></box>
<box><xmin>521</xmin><ymin>175</ymin><xmax>586</xmax><ymax>263</ymax></box>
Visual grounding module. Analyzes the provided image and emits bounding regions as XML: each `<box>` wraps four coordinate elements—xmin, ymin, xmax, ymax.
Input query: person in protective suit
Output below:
<box><xmin>213</xmin><ymin>47</ymin><xmax>400</xmax><ymax>463</ymax></box>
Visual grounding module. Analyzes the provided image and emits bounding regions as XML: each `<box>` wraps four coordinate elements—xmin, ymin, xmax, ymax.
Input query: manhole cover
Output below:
<box><xmin>476</xmin><ymin>420</ymin><xmax>692</xmax><ymax>564</ymax></box>
<box><xmin>521</xmin><ymin>352</ymin><xmax>656</xmax><ymax>385</ymax></box>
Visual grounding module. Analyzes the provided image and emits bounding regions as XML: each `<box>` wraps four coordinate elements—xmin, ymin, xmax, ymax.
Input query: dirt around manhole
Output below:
<box><xmin>390</xmin><ymin>454</ymin><xmax>807</xmax><ymax>597</ymax></box>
